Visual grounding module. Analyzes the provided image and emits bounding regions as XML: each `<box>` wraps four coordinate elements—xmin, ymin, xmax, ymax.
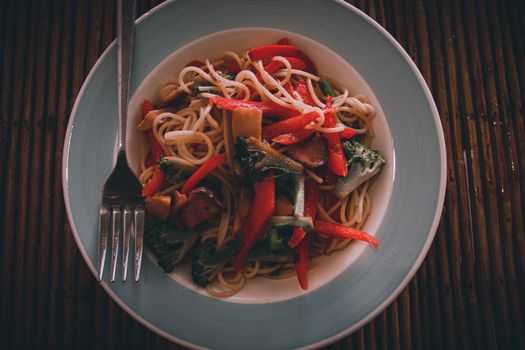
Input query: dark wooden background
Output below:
<box><xmin>1</xmin><ymin>0</ymin><xmax>524</xmax><ymax>349</ymax></box>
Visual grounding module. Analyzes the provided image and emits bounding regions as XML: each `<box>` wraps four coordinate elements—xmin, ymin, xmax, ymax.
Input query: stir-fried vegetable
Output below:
<box><xmin>272</xmin><ymin>128</ymin><xmax>314</xmax><ymax>145</ymax></box>
<box><xmin>295</xmin><ymin>234</ymin><xmax>310</xmax><ymax>290</ymax></box>
<box><xmin>235</xmin><ymin>136</ymin><xmax>303</xmax><ymax>179</ymax></box>
<box><xmin>139</xmin><ymin>42</ymin><xmax>384</xmax><ymax>295</ymax></box>
<box><xmin>158</xmin><ymin>156</ymin><xmax>191</xmax><ymax>185</ymax></box>
<box><xmin>142</xmin><ymin>132</ymin><xmax>166</xmax><ymax>197</ymax></box>
<box><xmin>144</xmin><ymin>217</ymin><xmax>199</xmax><ymax>273</ymax></box>
<box><xmin>333</xmin><ymin>140</ymin><xmax>386</xmax><ymax>198</ymax></box>
<box><xmin>262</xmin><ymin>111</ymin><xmax>320</xmax><ymax>139</ymax></box>
<box><xmin>247</xmin><ymin>44</ymin><xmax>317</xmax><ymax>74</ymax></box>
<box><xmin>323</xmin><ymin>96</ymin><xmax>347</xmax><ymax>177</ymax></box>
<box><xmin>181</xmin><ymin>153</ymin><xmax>225</xmax><ymax>195</ymax></box>
<box><xmin>191</xmin><ymin>239</ymin><xmax>240</xmax><ymax>287</ymax></box>
<box><xmin>320</xmin><ymin>77</ymin><xmax>337</xmax><ymax>97</ymax></box>
<box><xmin>233</xmin><ymin>176</ymin><xmax>276</xmax><ymax>273</ymax></box>
<box><xmin>312</xmin><ymin>219</ymin><xmax>379</xmax><ymax>248</ymax></box>
<box><xmin>256</xmin><ymin>57</ymin><xmax>307</xmax><ymax>83</ymax></box>
<box><xmin>210</xmin><ymin>96</ymin><xmax>300</xmax><ymax>119</ymax></box>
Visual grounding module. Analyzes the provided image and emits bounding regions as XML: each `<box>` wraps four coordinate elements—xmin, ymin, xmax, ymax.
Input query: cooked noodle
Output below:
<box><xmin>138</xmin><ymin>45</ymin><xmax>379</xmax><ymax>297</ymax></box>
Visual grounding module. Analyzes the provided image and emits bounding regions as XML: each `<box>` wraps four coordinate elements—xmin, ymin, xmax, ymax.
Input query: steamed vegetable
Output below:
<box><xmin>235</xmin><ymin>136</ymin><xmax>303</xmax><ymax>179</ymax></box>
<box><xmin>333</xmin><ymin>140</ymin><xmax>386</xmax><ymax>198</ymax></box>
<box><xmin>144</xmin><ymin>217</ymin><xmax>199</xmax><ymax>273</ymax></box>
<box><xmin>288</xmin><ymin>178</ymin><xmax>319</xmax><ymax>248</ymax></box>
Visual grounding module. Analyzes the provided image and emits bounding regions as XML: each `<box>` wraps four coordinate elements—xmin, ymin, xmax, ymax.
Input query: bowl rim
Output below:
<box><xmin>62</xmin><ymin>0</ymin><xmax>446</xmax><ymax>348</ymax></box>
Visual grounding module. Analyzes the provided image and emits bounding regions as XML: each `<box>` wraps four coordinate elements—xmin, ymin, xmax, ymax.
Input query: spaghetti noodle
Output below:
<box><xmin>138</xmin><ymin>39</ymin><xmax>385</xmax><ymax>297</ymax></box>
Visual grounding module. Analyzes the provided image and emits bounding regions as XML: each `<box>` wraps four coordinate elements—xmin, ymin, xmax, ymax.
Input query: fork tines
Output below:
<box><xmin>97</xmin><ymin>204</ymin><xmax>144</xmax><ymax>282</ymax></box>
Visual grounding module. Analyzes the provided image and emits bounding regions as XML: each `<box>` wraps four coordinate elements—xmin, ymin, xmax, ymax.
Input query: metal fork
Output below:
<box><xmin>97</xmin><ymin>0</ymin><xmax>144</xmax><ymax>282</ymax></box>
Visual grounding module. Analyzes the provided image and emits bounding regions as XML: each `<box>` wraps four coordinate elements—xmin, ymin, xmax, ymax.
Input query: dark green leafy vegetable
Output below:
<box><xmin>235</xmin><ymin>136</ymin><xmax>303</xmax><ymax>179</ymax></box>
<box><xmin>270</xmin><ymin>216</ymin><xmax>313</xmax><ymax>232</ymax></box>
<box><xmin>333</xmin><ymin>140</ymin><xmax>386</xmax><ymax>198</ymax></box>
<box><xmin>218</xmin><ymin>70</ymin><xmax>236</xmax><ymax>81</ymax></box>
<box><xmin>144</xmin><ymin>217</ymin><xmax>199</xmax><ymax>273</ymax></box>
<box><xmin>159</xmin><ymin>156</ymin><xmax>191</xmax><ymax>185</ymax></box>
<box><xmin>320</xmin><ymin>77</ymin><xmax>337</xmax><ymax>97</ymax></box>
<box><xmin>267</xmin><ymin>227</ymin><xmax>290</xmax><ymax>253</ymax></box>
<box><xmin>250</xmin><ymin>225</ymin><xmax>294</xmax><ymax>260</ymax></box>
<box><xmin>191</xmin><ymin>239</ymin><xmax>240</xmax><ymax>287</ymax></box>
<box><xmin>190</xmin><ymin>78</ymin><xmax>210</xmax><ymax>95</ymax></box>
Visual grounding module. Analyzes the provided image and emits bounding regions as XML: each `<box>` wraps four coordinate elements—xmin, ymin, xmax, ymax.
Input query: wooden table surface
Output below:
<box><xmin>1</xmin><ymin>0</ymin><xmax>524</xmax><ymax>349</ymax></box>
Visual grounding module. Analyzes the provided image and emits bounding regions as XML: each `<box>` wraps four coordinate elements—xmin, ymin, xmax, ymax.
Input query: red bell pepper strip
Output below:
<box><xmin>262</xmin><ymin>111</ymin><xmax>320</xmax><ymax>139</ymax></box>
<box><xmin>289</xmin><ymin>178</ymin><xmax>319</xmax><ymax>248</ymax></box>
<box><xmin>313</xmin><ymin>219</ymin><xmax>379</xmax><ymax>248</ymax></box>
<box><xmin>141</xmin><ymin>129</ymin><xmax>166</xmax><ymax>197</ymax></box>
<box><xmin>340</xmin><ymin>127</ymin><xmax>357</xmax><ymax>139</ymax></box>
<box><xmin>289</xmin><ymin>227</ymin><xmax>306</xmax><ymax>248</ymax></box>
<box><xmin>209</xmin><ymin>96</ymin><xmax>300</xmax><ymax>119</ymax></box>
<box><xmin>293</xmin><ymin>80</ymin><xmax>315</xmax><ymax>106</ymax></box>
<box><xmin>217</xmin><ymin>59</ymin><xmax>241</xmax><ymax>74</ymax></box>
<box><xmin>141</xmin><ymin>166</ymin><xmax>164</xmax><ymax>197</ymax></box>
<box><xmin>323</xmin><ymin>96</ymin><xmax>347</xmax><ymax>177</ymax></box>
<box><xmin>147</xmin><ymin>131</ymin><xmax>164</xmax><ymax>160</ymax></box>
<box><xmin>233</xmin><ymin>176</ymin><xmax>276</xmax><ymax>272</ymax></box>
<box><xmin>255</xmin><ymin>57</ymin><xmax>307</xmax><ymax>83</ymax></box>
<box><xmin>141</xmin><ymin>99</ymin><xmax>164</xmax><ymax>196</ymax></box>
<box><xmin>304</xmin><ymin>178</ymin><xmax>320</xmax><ymax>217</ymax></box>
<box><xmin>276</xmin><ymin>37</ymin><xmax>290</xmax><ymax>45</ymax></box>
<box><xmin>283</xmin><ymin>82</ymin><xmax>294</xmax><ymax>95</ymax></box>
<box><xmin>247</xmin><ymin>45</ymin><xmax>317</xmax><ymax>74</ymax></box>
<box><xmin>141</xmin><ymin>99</ymin><xmax>154</xmax><ymax>116</ymax></box>
<box><xmin>181</xmin><ymin>153</ymin><xmax>225</xmax><ymax>195</ymax></box>
<box><xmin>295</xmin><ymin>234</ymin><xmax>310</xmax><ymax>290</ymax></box>
<box><xmin>272</xmin><ymin>128</ymin><xmax>313</xmax><ymax>145</ymax></box>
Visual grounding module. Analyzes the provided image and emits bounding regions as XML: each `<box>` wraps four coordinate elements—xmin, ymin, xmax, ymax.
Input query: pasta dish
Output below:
<box><xmin>137</xmin><ymin>38</ymin><xmax>385</xmax><ymax>297</ymax></box>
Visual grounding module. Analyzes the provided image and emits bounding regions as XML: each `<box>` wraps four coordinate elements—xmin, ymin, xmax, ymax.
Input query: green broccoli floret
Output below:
<box><xmin>144</xmin><ymin>217</ymin><xmax>198</xmax><ymax>273</ymax></box>
<box><xmin>333</xmin><ymin>140</ymin><xmax>386</xmax><ymax>198</ymax></box>
<box><xmin>158</xmin><ymin>156</ymin><xmax>191</xmax><ymax>185</ymax></box>
<box><xmin>267</xmin><ymin>228</ymin><xmax>288</xmax><ymax>253</ymax></box>
<box><xmin>191</xmin><ymin>239</ymin><xmax>240</xmax><ymax>287</ymax></box>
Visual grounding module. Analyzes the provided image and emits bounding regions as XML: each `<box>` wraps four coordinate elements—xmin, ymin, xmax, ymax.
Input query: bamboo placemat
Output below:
<box><xmin>1</xmin><ymin>0</ymin><xmax>524</xmax><ymax>348</ymax></box>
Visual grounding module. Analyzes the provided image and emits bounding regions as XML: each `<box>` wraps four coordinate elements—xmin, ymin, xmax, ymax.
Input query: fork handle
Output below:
<box><xmin>117</xmin><ymin>0</ymin><xmax>136</xmax><ymax>154</ymax></box>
